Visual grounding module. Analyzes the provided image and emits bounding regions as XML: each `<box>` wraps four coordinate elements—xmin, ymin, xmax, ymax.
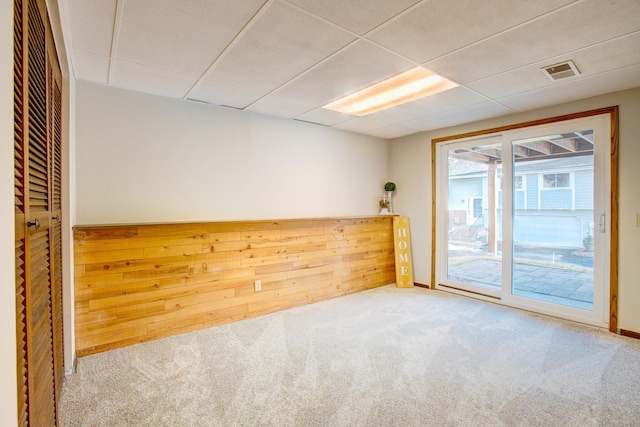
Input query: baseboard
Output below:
<box><xmin>65</xmin><ymin>353</ymin><xmax>78</xmax><ymax>375</ymax></box>
<box><xmin>620</xmin><ymin>329</ymin><xmax>640</xmax><ymax>340</ymax></box>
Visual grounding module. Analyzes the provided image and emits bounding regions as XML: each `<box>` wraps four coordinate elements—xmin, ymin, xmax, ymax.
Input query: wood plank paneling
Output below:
<box><xmin>74</xmin><ymin>216</ymin><xmax>395</xmax><ymax>356</ymax></box>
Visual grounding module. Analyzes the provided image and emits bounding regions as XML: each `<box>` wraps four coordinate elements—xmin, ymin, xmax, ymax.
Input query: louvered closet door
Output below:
<box><xmin>14</xmin><ymin>0</ymin><xmax>64</xmax><ymax>425</ymax></box>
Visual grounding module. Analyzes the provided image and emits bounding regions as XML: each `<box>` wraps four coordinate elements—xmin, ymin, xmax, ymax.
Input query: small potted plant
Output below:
<box><xmin>583</xmin><ymin>233</ymin><xmax>593</xmax><ymax>252</ymax></box>
<box><xmin>383</xmin><ymin>182</ymin><xmax>396</xmax><ymax>215</ymax></box>
<box><xmin>384</xmin><ymin>182</ymin><xmax>396</xmax><ymax>193</ymax></box>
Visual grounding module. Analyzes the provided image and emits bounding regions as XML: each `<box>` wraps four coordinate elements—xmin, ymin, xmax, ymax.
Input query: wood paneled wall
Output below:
<box><xmin>74</xmin><ymin>217</ymin><xmax>395</xmax><ymax>356</ymax></box>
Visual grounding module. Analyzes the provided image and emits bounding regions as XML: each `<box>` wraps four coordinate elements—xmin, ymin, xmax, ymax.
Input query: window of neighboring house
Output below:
<box><xmin>539</xmin><ymin>172</ymin><xmax>574</xmax><ymax>209</ymax></box>
<box><xmin>543</xmin><ymin>172</ymin><xmax>570</xmax><ymax>188</ymax></box>
<box><xmin>514</xmin><ymin>175</ymin><xmax>523</xmax><ymax>189</ymax></box>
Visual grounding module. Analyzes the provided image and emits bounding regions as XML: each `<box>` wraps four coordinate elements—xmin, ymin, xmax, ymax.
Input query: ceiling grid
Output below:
<box><xmin>62</xmin><ymin>0</ymin><xmax>640</xmax><ymax>139</ymax></box>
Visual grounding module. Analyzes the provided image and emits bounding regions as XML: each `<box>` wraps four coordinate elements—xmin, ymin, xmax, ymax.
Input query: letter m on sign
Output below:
<box><xmin>393</xmin><ymin>216</ymin><xmax>414</xmax><ymax>288</ymax></box>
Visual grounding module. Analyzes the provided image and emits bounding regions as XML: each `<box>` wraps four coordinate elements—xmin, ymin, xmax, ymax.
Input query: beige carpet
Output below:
<box><xmin>60</xmin><ymin>285</ymin><xmax>640</xmax><ymax>426</ymax></box>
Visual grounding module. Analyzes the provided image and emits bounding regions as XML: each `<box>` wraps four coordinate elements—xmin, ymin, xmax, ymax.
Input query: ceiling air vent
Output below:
<box><xmin>542</xmin><ymin>60</ymin><xmax>580</xmax><ymax>81</ymax></box>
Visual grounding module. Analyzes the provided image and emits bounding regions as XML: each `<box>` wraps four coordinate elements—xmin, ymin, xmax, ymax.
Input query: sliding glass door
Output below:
<box><xmin>436</xmin><ymin>115</ymin><xmax>611</xmax><ymax>327</ymax></box>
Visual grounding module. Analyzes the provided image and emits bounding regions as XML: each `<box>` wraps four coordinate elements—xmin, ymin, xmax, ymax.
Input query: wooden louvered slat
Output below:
<box><xmin>51</xmin><ymin>73</ymin><xmax>64</xmax><ymax>402</ymax></box>
<box><xmin>14</xmin><ymin>0</ymin><xmax>25</xmax><ymax>217</ymax></box>
<box><xmin>27</xmin><ymin>1</ymin><xmax>49</xmax><ymax>221</ymax></box>
<box><xmin>16</xmin><ymin>239</ymin><xmax>28</xmax><ymax>427</ymax></box>
<box><xmin>29</xmin><ymin>142</ymin><xmax>47</xmax><ymax>166</ymax></box>
<box><xmin>28</xmin><ymin>223</ymin><xmax>55</xmax><ymax>427</ymax></box>
<box><xmin>30</xmin><ymin>142</ymin><xmax>47</xmax><ymax>164</ymax></box>
<box><xmin>53</xmin><ymin>86</ymin><xmax>62</xmax><ymax>212</ymax></box>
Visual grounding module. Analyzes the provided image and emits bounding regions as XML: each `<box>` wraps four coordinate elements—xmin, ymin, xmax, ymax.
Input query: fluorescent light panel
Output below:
<box><xmin>322</xmin><ymin>67</ymin><xmax>458</xmax><ymax>116</ymax></box>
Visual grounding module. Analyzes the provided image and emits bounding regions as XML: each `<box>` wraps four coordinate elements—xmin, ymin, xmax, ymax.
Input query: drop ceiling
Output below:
<box><xmin>61</xmin><ymin>0</ymin><xmax>640</xmax><ymax>139</ymax></box>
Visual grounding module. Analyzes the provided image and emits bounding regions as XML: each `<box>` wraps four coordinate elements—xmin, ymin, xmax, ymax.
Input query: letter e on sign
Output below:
<box><xmin>393</xmin><ymin>216</ymin><xmax>414</xmax><ymax>288</ymax></box>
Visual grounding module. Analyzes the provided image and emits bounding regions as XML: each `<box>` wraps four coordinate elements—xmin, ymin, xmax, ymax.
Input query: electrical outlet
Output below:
<box><xmin>254</xmin><ymin>279</ymin><xmax>262</xmax><ymax>292</ymax></box>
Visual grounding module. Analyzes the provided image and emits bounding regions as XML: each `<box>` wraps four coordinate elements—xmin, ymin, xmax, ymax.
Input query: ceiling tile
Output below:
<box><xmin>294</xmin><ymin>108</ymin><xmax>353</xmax><ymax>127</ymax></box>
<box><xmin>497</xmin><ymin>64</ymin><xmax>640</xmax><ymax>112</ymax></box>
<box><xmin>468</xmin><ymin>31</ymin><xmax>640</xmax><ymax>99</ymax></box>
<box><xmin>187</xmin><ymin>80</ymin><xmax>264</xmax><ymax>109</ymax></box>
<box><xmin>286</xmin><ymin>0</ymin><xmax>420</xmax><ymax>35</ymax></box>
<box><xmin>402</xmin><ymin>102</ymin><xmax>513</xmax><ymax>132</ymax></box>
<box><xmin>246</xmin><ymin>96</ymin><xmax>315</xmax><ymax>118</ymax></box>
<box><xmin>72</xmin><ymin>50</ymin><xmax>110</xmax><ymax>84</ymax></box>
<box><xmin>368</xmin><ymin>0</ymin><xmax>576</xmax><ymax>63</ymax></box>
<box><xmin>364</xmin><ymin>125</ymin><xmax>417</xmax><ymax>139</ymax></box>
<box><xmin>66</xmin><ymin>0</ymin><xmax>117</xmax><ymax>55</ymax></box>
<box><xmin>204</xmin><ymin>2</ymin><xmax>355</xmax><ymax>93</ymax></box>
<box><xmin>274</xmin><ymin>40</ymin><xmax>414</xmax><ymax>106</ymax></box>
<box><xmin>407</xmin><ymin>86</ymin><xmax>489</xmax><ymax>116</ymax></box>
<box><xmin>110</xmin><ymin>61</ymin><xmax>198</xmax><ymax>99</ymax></box>
<box><xmin>116</xmin><ymin>0</ymin><xmax>267</xmax><ymax>77</ymax></box>
<box><xmin>333</xmin><ymin>118</ymin><xmax>384</xmax><ymax>133</ymax></box>
<box><xmin>426</xmin><ymin>0</ymin><xmax>640</xmax><ymax>83</ymax></box>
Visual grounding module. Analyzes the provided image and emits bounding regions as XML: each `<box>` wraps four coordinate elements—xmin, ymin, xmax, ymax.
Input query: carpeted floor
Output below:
<box><xmin>59</xmin><ymin>285</ymin><xmax>640</xmax><ymax>426</ymax></box>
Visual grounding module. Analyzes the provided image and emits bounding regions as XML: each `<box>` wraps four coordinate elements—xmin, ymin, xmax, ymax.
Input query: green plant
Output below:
<box><xmin>583</xmin><ymin>233</ymin><xmax>593</xmax><ymax>246</ymax></box>
<box><xmin>384</xmin><ymin>182</ymin><xmax>396</xmax><ymax>192</ymax></box>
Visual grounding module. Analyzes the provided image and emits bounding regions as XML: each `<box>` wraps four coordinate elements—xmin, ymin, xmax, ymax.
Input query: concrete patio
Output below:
<box><xmin>447</xmin><ymin>246</ymin><xmax>594</xmax><ymax>311</ymax></box>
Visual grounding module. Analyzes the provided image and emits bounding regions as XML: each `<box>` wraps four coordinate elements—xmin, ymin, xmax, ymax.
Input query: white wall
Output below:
<box><xmin>390</xmin><ymin>87</ymin><xmax>640</xmax><ymax>333</ymax></box>
<box><xmin>75</xmin><ymin>82</ymin><xmax>390</xmax><ymax>225</ymax></box>
<box><xmin>1</xmin><ymin>0</ymin><xmax>18</xmax><ymax>424</ymax></box>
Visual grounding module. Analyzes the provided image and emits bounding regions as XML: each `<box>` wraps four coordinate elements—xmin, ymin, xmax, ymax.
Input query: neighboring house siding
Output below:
<box><xmin>514</xmin><ymin>190</ymin><xmax>525</xmax><ymax>209</ymax></box>
<box><xmin>514</xmin><ymin>213</ymin><xmax>583</xmax><ymax>247</ymax></box>
<box><xmin>540</xmin><ymin>188</ymin><xmax>573</xmax><ymax>209</ymax></box>
<box><xmin>448</xmin><ymin>179</ymin><xmax>482</xmax><ymax>211</ymax></box>
<box><xmin>575</xmin><ymin>169</ymin><xmax>594</xmax><ymax>210</ymax></box>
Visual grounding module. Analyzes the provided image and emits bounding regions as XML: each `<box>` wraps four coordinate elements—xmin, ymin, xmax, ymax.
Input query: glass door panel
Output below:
<box><xmin>444</xmin><ymin>140</ymin><xmax>502</xmax><ymax>296</ymax></box>
<box><xmin>511</xmin><ymin>131</ymin><xmax>595</xmax><ymax>311</ymax></box>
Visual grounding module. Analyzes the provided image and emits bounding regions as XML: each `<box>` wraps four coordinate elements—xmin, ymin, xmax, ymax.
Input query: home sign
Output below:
<box><xmin>393</xmin><ymin>216</ymin><xmax>414</xmax><ymax>288</ymax></box>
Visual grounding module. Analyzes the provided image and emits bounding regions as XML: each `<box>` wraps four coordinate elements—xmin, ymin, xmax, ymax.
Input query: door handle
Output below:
<box><xmin>27</xmin><ymin>218</ymin><xmax>40</xmax><ymax>230</ymax></box>
<box><xmin>599</xmin><ymin>212</ymin><xmax>606</xmax><ymax>233</ymax></box>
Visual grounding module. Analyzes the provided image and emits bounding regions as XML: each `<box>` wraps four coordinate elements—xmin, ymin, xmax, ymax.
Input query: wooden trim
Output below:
<box><xmin>431</xmin><ymin>106</ymin><xmax>619</xmax><ymax>331</ymax></box>
<box><xmin>73</xmin><ymin>215</ymin><xmax>385</xmax><ymax>231</ymax></box>
<box><xmin>620</xmin><ymin>329</ymin><xmax>640</xmax><ymax>340</ymax></box>
<box><xmin>432</xmin><ymin>107</ymin><xmax>619</xmax><ymax>144</ymax></box>
<box><xmin>414</xmin><ymin>282</ymin><xmax>430</xmax><ymax>289</ymax></box>
<box><xmin>609</xmin><ymin>106</ymin><xmax>619</xmax><ymax>332</ymax></box>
